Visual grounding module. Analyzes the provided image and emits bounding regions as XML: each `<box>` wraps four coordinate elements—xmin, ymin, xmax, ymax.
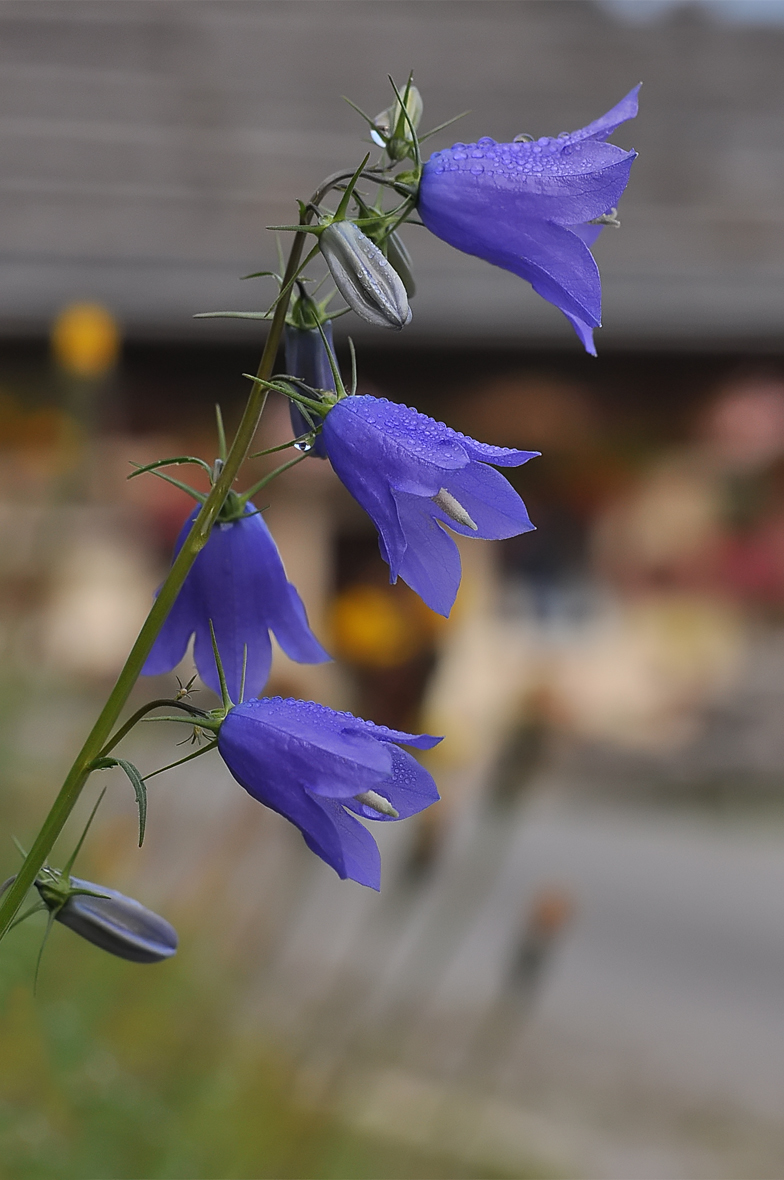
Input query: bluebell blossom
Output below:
<box><xmin>218</xmin><ymin>697</ymin><xmax>441</xmax><ymax>888</ymax></box>
<box><xmin>284</xmin><ymin>322</ymin><xmax>333</xmax><ymax>458</ymax></box>
<box><xmin>418</xmin><ymin>86</ymin><xmax>639</xmax><ymax>354</ymax></box>
<box><xmin>143</xmin><ymin>506</ymin><xmax>330</xmax><ymax>701</ymax></box>
<box><xmin>321</xmin><ymin>395</ymin><xmax>538</xmax><ymax>615</ymax></box>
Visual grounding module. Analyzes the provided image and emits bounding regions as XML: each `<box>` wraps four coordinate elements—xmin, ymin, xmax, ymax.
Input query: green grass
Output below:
<box><xmin>0</xmin><ymin>919</ymin><xmax>529</xmax><ymax>1180</ymax></box>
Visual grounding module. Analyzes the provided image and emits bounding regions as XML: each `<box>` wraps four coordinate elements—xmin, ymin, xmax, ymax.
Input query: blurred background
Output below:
<box><xmin>3</xmin><ymin>1</ymin><xmax>784</xmax><ymax>1177</ymax></box>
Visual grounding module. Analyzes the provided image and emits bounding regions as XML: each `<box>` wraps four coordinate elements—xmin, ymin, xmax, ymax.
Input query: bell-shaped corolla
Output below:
<box><xmin>143</xmin><ymin>506</ymin><xmax>330</xmax><ymax>702</ymax></box>
<box><xmin>321</xmin><ymin>395</ymin><xmax>538</xmax><ymax>616</ymax></box>
<box><xmin>218</xmin><ymin>696</ymin><xmax>441</xmax><ymax>889</ymax></box>
<box><xmin>418</xmin><ymin>86</ymin><xmax>639</xmax><ymax>354</ymax></box>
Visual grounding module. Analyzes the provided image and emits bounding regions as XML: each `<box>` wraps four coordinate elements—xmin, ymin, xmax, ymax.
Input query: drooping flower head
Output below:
<box><xmin>321</xmin><ymin>395</ymin><xmax>538</xmax><ymax>616</ymax></box>
<box><xmin>218</xmin><ymin>696</ymin><xmax>441</xmax><ymax>888</ymax></box>
<box><xmin>418</xmin><ymin>86</ymin><xmax>639</xmax><ymax>355</ymax></box>
<box><xmin>143</xmin><ymin>506</ymin><xmax>330</xmax><ymax>701</ymax></box>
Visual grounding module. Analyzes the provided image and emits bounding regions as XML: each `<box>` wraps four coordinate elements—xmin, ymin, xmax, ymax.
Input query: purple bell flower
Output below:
<box><xmin>283</xmin><ymin>322</ymin><xmax>333</xmax><ymax>458</ymax></box>
<box><xmin>218</xmin><ymin>696</ymin><xmax>441</xmax><ymax>888</ymax></box>
<box><xmin>143</xmin><ymin>506</ymin><xmax>330</xmax><ymax>701</ymax></box>
<box><xmin>418</xmin><ymin>86</ymin><xmax>640</xmax><ymax>355</ymax></box>
<box><xmin>321</xmin><ymin>395</ymin><xmax>538</xmax><ymax>616</ymax></box>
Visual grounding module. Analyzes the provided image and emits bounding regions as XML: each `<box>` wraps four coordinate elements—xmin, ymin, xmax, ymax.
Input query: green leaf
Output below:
<box><xmin>193</xmin><ymin>311</ymin><xmax>273</xmax><ymax>320</ymax></box>
<box><xmin>92</xmin><ymin>757</ymin><xmax>147</xmax><ymax>846</ymax></box>
<box><xmin>127</xmin><ymin>455</ymin><xmax>212</xmax><ymax>480</ymax></box>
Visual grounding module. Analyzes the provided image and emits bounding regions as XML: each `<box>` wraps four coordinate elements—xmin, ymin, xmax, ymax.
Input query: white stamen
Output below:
<box><xmin>354</xmin><ymin>790</ymin><xmax>399</xmax><ymax>818</ymax></box>
<box><xmin>432</xmin><ymin>487</ymin><xmax>478</xmax><ymax>531</ymax></box>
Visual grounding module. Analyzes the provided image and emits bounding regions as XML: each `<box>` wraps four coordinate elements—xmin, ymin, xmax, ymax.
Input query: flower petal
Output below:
<box><xmin>563</xmin><ymin>311</ymin><xmax>597</xmax><ymax>357</ymax></box>
<box><xmin>224</xmin><ymin>744</ymin><xmax>381</xmax><ymax>887</ymax></box>
<box><xmin>267</xmin><ymin>580</ymin><xmax>332</xmax><ymax>668</ymax></box>
<box><xmin>192</xmin><ymin>615</ymin><xmax>272</xmax><ymax>705</ymax></box>
<box><xmin>324</xmin><ymin>396</ymin><xmax>469</xmax><ymax>493</ymax></box>
<box><xmin>568</xmin><ymin>84</ymin><xmax>641</xmax><ymax>144</ymax></box>
<box><xmin>344</xmin><ymin>744</ymin><xmax>439</xmax><ymax>822</ymax></box>
<box><xmin>142</xmin><ymin>575</ymin><xmax>198</xmax><ymax>677</ymax></box>
<box><xmin>301</xmin><ymin>796</ymin><xmax>381</xmax><ymax>888</ymax></box>
<box><xmin>392</xmin><ymin>491</ymin><xmax>463</xmax><ymax>616</ymax></box>
<box><xmin>346</xmin><ymin>718</ymin><xmax>443</xmax><ymax>750</ymax></box>
<box><xmin>219</xmin><ymin>697</ymin><xmax>393</xmax><ymax>798</ymax></box>
<box><xmin>440</xmin><ymin>462</ymin><xmax>535</xmax><ymax>540</ymax></box>
<box><xmin>421</xmin><ymin>142</ymin><xmax>636</xmax><ymax>235</ymax></box>
<box><xmin>458</xmin><ymin>439</ymin><xmax>539</xmax><ymax>468</ymax></box>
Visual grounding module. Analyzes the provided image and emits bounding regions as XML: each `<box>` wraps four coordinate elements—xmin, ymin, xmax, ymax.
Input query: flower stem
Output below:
<box><xmin>0</xmin><ymin>218</ymin><xmax>309</xmax><ymax>940</ymax></box>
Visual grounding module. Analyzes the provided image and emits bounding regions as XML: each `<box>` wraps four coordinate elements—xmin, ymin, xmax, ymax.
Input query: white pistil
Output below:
<box><xmin>354</xmin><ymin>790</ymin><xmax>399</xmax><ymax>818</ymax></box>
<box><xmin>431</xmin><ymin>487</ymin><xmax>478</xmax><ymax>531</ymax></box>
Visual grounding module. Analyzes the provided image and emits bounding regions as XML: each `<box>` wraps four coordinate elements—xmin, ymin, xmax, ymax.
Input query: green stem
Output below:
<box><xmin>0</xmin><ymin>217</ymin><xmax>309</xmax><ymax>941</ymax></box>
<box><xmin>97</xmin><ymin>699</ymin><xmax>209</xmax><ymax>760</ymax></box>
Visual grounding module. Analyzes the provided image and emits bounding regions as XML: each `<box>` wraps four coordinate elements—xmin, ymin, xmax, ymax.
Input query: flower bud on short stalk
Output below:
<box><xmin>371</xmin><ymin>85</ymin><xmax>424</xmax><ymax>162</ymax></box>
<box><xmin>35</xmin><ymin>869</ymin><xmax>178</xmax><ymax>963</ymax></box>
<box><xmin>320</xmin><ymin>222</ymin><xmax>412</xmax><ymax>330</ymax></box>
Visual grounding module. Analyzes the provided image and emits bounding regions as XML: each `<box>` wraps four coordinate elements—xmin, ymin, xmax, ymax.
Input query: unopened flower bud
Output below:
<box><xmin>36</xmin><ymin>874</ymin><xmax>178</xmax><ymax>963</ymax></box>
<box><xmin>372</xmin><ymin>86</ymin><xmax>424</xmax><ymax>161</ymax></box>
<box><xmin>320</xmin><ymin>222</ymin><xmax>412</xmax><ymax>331</ymax></box>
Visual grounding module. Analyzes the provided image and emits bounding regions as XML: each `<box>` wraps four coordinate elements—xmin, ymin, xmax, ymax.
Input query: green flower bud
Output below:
<box><xmin>320</xmin><ymin>222</ymin><xmax>412</xmax><ymax>330</ymax></box>
<box><xmin>372</xmin><ymin>86</ymin><xmax>424</xmax><ymax>162</ymax></box>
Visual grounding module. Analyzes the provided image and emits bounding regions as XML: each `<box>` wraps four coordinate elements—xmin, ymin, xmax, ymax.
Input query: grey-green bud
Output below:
<box><xmin>36</xmin><ymin>873</ymin><xmax>178</xmax><ymax>963</ymax></box>
<box><xmin>371</xmin><ymin>86</ymin><xmax>424</xmax><ymax>161</ymax></box>
<box><xmin>320</xmin><ymin>222</ymin><xmax>412</xmax><ymax>330</ymax></box>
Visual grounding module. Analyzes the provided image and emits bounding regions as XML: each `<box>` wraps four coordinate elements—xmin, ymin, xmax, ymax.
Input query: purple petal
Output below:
<box><xmin>301</xmin><ymin>797</ymin><xmax>381</xmax><ymax>888</ymax></box>
<box><xmin>421</xmin><ymin>143</ymin><xmax>636</xmax><ymax>235</ymax></box>
<box><xmin>142</xmin><ymin>507</ymin><xmax>328</xmax><ymax>702</ymax></box>
<box><xmin>563</xmin><ymin>311</ymin><xmax>597</xmax><ymax>357</ymax></box>
<box><xmin>346</xmin><ymin>717</ymin><xmax>443</xmax><ymax>750</ymax></box>
<box><xmin>568</xmin><ymin>84</ymin><xmax>641</xmax><ymax>144</ymax></box>
<box><xmin>496</xmin><ymin>220</ymin><xmax>604</xmax><ymax>328</ymax></box>
<box><xmin>569</xmin><ymin>223</ymin><xmax>604</xmax><ymax>248</ymax></box>
<box><xmin>324</xmin><ymin>396</ymin><xmax>469</xmax><ymax>494</ymax></box>
<box><xmin>219</xmin><ymin>697</ymin><xmax>393</xmax><ymax>797</ymax></box>
<box><xmin>322</xmin><ymin>406</ymin><xmax>409</xmax><ymax>573</ymax></box>
<box><xmin>192</xmin><ymin>616</ymin><xmax>272</xmax><ymax>704</ymax></box>
<box><xmin>267</xmin><ymin>580</ymin><xmax>331</xmax><ymax>667</ymax></box>
<box><xmin>458</xmin><ymin>439</ymin><xmax>539</xmax><ymax>468</ymax></box>
<box><xmin>224</xmin><ymin>742</ymin><xmax>381</xmax><ymax>886</ymax></box>
<box><xmin>392</xmin><ymin>491</ymin><xmax>463</xmax><ymax>616</ymax></box>
<box><xmin>142</xmin><ymin>576</ymin><xmax>197</xmax><ymax>677</ymax></box>
<box><xmin>345</xmin><ymin>745</ymin><xmax>440</xmax><ymax>822</ymax></box>
<box><xmin>440</xmin><ymin>462</ymin><xmax>536</xmax><ymax>540</ymax></box>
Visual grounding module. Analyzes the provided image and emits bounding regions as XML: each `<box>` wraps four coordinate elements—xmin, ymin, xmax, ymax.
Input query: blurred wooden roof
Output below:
<box><xmin>1</xmin><ymin>0</ymin><xmax>783</xmax><ymax>349</ymax></box>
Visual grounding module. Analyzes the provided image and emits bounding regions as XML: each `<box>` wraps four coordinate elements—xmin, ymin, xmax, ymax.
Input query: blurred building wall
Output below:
<box><xmin>0</xmin><ymin>0</ymin><xmax>783</xmax><ymax>348</ymax></box>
